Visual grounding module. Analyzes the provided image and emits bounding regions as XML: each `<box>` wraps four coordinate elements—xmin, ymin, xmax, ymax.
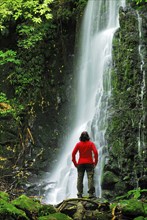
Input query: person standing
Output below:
<box><xmin>72</xmin><ymin>131</ymin><xmax>98</xmax><ymax>198</ymax></box>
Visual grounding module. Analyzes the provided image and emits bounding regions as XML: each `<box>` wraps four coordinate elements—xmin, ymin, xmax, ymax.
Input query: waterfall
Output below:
<box><xmin>137</xmin><ymin>12</ymin><xmax>146</xmax><ymax>157</ymax></box>
<box><xmin>44</xmin><ymin>0</ymin><xmax>126</xmax><ymax>204</ymax></box>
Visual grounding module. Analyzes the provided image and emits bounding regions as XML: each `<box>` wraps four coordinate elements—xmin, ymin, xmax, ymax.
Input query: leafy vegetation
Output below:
<box><xmin>130</xmin><ymin>0</ymin><xmax>147</xmax><ymax>5</ymax></box>
<box><xmin>0</xmin><ymin>0</ymin><xmax>53</xmax><ymax>30</ymax></box>
<box><xmin>128</xmin><ymin>0</ymin><xmax>147</xmax><ymax>8</ymax></box>
<box><xmin>0</xmin><ymin>92</ymin><xmax>24</xmax><ymax>121</ymax></box>
<box><xmin>115</xmin><ymin>188</ymin><xmax>147</xmax><ymax>200</ymax></box>
<box><xmin>0</xmin><ymin>50</ymin><xmax>20</xmax><ymax>65</ymax></box>
<box><xmin>0</xmin><ymin>0</ymin><xmax>86</xmax><ymax>190</ymax></box>
<box><xmin>0</xmin><ymin>0</ymin><xmax>54</xmax><ymax>117</ymax></box>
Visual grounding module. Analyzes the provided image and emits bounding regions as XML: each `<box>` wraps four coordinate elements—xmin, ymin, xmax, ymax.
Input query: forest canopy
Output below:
<box><xmin>0</xmin><ymin>0</ymin><xmax>54</xmax><ymax>119</ymax></box>
<box><xmin>0</xmin><ymin>0</ymin><xmax>53</xmax><ymax>48</ymax></box>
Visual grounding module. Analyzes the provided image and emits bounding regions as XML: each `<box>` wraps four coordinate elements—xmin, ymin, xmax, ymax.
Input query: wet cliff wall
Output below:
<box><xmin>103</xmin><ymin>3</ymin><xmax>147</xmax><ymax>199</ymax></box>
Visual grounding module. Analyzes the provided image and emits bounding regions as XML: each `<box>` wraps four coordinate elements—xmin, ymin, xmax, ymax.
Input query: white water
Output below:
<box><xmin>44</xmin><ymin>0</ymin><xmax>126</xmax><ymax>204</ymax></box>
<box><xmin>137</xmin><ymin>12</ymin><xmax>146</xmax><ymax>157</ymax></box>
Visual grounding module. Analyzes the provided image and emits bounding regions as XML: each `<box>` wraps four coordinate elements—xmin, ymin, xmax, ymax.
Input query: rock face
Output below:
<box><xmin>103</xmin><ymin>5</ymin><xmax>147</xmax><ymax>199</ymax></box>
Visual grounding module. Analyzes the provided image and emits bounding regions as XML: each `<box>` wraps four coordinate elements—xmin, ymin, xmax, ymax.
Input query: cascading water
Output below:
<box><xmin>137</xmin><ymin>11</ymin><xmax>146</xmax><ymax>157</ymax></box>
<box><xmin>44</xmin><ymin>0</ymin><xmax>126</xmax><ymax>204</ymax></box>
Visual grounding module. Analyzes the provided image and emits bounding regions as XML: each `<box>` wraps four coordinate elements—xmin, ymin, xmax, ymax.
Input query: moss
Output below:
<box><xmin>120</xmin><ymin>199</ymin><xmax>145</xmax><ymax>217</ymax></box>
<box><xmin>111</xmin><ymin>139</ymin><xmax>124</xmax><ymax>156</ymax></box>
<box><xmin>94</xmin><ymin>212</ymin><xmax>111</xmax><ymax>220</ymax></box>
<box><xmin>143</xmin><ymin>203</ymin><xmax>147</xmax><ymax>216</ymax></box>
<box><xmin>12</xmin><ymin>194</ymin><xmax>57</xmax><ymax>217</ymax></box>
<box><xmin>0</xmin><ymin>199</ymin><xmax>29</xmax><ymax>220</ymax></box>
<box><xmin>133</xmin><ymin>217</ymin><xmax>146</xmax><ymax>220</ymax></box>
<box><xmin>0</xmin><ymin>191</ymin><xmax>9</xmax><ymax>201</ymax></box>
<box><xmin>110</xmin><ymin>197</ymin><xmax>147</xmax><ymax>219</ymax></box>
<box><xmin>38</xmin><ymin>204</ymin><xmax>57</xmax><ymax>217</ymax></box>
<box><xmin>102</xmin><ymin>171</ymin><xmax>120</xmax><ymax>190</ymax></box>
<box><xmin>38</xmin><ymin>212</ymin><xmax>73</xmax><ymax>220</ymax></box>
<box><xmin>114</xmin><ymin>181</ymin><xmax>127</xmax><ymax>195</ymax></box>
<box><xmin>11</xmin><ymin>194</ymin><xmax>41</xmax><ymax>213</ymax></box>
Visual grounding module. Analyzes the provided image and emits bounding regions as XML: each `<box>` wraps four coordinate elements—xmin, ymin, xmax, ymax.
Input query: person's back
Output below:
<box><xmin>72</xmin><ymin>140</ymin><xmax>98</xmax><ymax>166</ymax></box>
<box><xmin>72</xmin><ymin>131</ymin><xmax>98</xmax><ymax>198</ymax></box>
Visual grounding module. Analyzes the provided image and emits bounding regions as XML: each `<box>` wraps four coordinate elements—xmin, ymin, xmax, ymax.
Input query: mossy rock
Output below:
<box><xmin>38</xmin><ymin>212</ymin><xmax>73</xmax><ymax>220</ymax></box>
<box><xmin>114</xmin><ymin>181</ymin><xmax>127</xmax><ymax>194</ymax></box>
<box><xmin>0</xmin><ymin>199</ymin><xmax>29</xmax><ymax>220</ymax></box>
<box><xmin>143</xmin><ymin>203</ymin><xmax>147</xmax><ymax>216</ymax></box>
<box><xmin>12</xmin><ymin>195</ymin><xmax>56</xmax><ymax>217</ymax></box>
<box><xmin>0</xmin><ymin>191</ymin><xmax>9</xmax><ymax>201</ymax></box>
<box><xmin>133</xmin><ymin>217</ymin><xmax>147</xmax><ymax>220</ymax></box>
<box><xmin>102</xmin><ymin>171</ymin><xmax>120</xmax><ymax>189</ymax></box>
<box><xmin>12</xmin><ymin>195</ymin><xmax>41</xmax><ymax>213</ymax></box>
<box><xmin>77</xmin><ymin>209</ymin><xmax>111</xmax><ymax>220</ymax></box>
<box><xmin>120</xmin><ymin>199</ymin><xmax>146</xmax><ymax>217</ymax></box>
<box><xmin>38</xmin><ymin>204</ymin><xmax>57</xmax><ymax>217</ymax></box>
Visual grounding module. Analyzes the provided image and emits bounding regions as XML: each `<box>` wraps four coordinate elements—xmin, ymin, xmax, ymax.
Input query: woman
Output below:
<box><xmin>72</xmin><ymin>131</ymin><xmax>98</xmax><ymax>198</ymax></box>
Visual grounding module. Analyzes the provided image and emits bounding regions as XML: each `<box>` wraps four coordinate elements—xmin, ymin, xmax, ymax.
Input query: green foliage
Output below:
<box><xmin>0</xmin><ymin>92</ymin><xmax>24</xmax><ymax>121</ymax></box>
<box><xmin>115</xmin><ymin>188</ymin><xmax>147</xmax><ymax>200</ymax></box>
<box><xmin>0</xmin><ymin>0</ymin><xmax>88</xmax><ymax>185</ymax></box>
<box><xmin>9</xmin><ymin>51</ymin><xmax>45</xmax><ymax>99</ymax></box>
<box><xmin>53</xmin><ymin>0</ymin><xmax>87</xmax><ymax>21</ymax></box>
<box><xmin>0</xmin><ymin>92</ymin><xmax>9</xmax><ymax>103</ymax></box>
<box><xmin>0</xmin><ymin>50</ymin><xmax>45</xmax><ymax>101</ymax></box>
<box><xmin>0</xmin><ymin>0</ymin><xmax>53</xmax><ymax>48</ymax></box>
<box><xmin>0</xmin><ymin>0</ymin><xmax>53</xmax><ymax>29</ymax></box>
<box><xmin>0</xmin><ymin>0</ymin><xmax>87</xmax><ymax>102</ymax></box>
<box><xmin>0</xmin><ymin>1</ymin><xmax>54</xmax><ymax>102</ymax></box>
<box><xmin>17</xmin><ymin>24</ymin><xmax>47</xmax><ymax>49</ymax></box>
<box><xmin>131</xmin><ymin>0</ymin><xmax>147</xmax><ymax>5</ymax></box>
<box><xmin>128</xmin><ymin>0</ymin><xmax>147</xmax><ymax>7</ymax></box>
<box><xmin>0</xmin><ymin>50</ymin><xmax>20</xmax><ymax>65</ymax></box>
<box><xmin>125</xmin><ymin>188</ymin><xmax>146</xmax><ymax>199</ymax></box>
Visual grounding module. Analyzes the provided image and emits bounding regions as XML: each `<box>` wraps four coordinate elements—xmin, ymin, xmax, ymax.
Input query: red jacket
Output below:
<box><xmin>72</xmin><ymin>140</ymin><xmax>98</xmax><ymax>167</ymax></box>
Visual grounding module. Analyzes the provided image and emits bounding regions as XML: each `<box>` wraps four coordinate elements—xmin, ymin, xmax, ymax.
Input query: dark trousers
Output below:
<box><xmin>77</xmin><ymin>164</ymin><xmax>95</xmax><ymax>196</ymax></box>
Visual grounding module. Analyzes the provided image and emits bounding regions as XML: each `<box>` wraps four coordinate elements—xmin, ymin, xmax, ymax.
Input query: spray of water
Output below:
<box><xmin>44</xmin><ymin>0</ymin><xmax>126</xmax><ymax>204</ymax></box>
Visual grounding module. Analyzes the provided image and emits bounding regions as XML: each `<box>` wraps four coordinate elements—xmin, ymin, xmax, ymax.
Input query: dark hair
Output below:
<box><xmin>79</xmin><ymin>131</ymin><xmax>90</xmax><ymax>142</ymax></box>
